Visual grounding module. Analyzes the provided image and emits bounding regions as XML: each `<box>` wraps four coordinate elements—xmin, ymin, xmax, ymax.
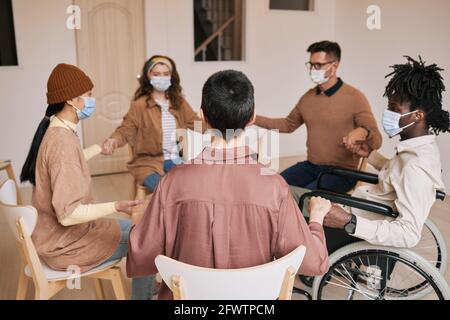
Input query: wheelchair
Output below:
<box><xmin>293</xmin><ymin>167</ymin><xmax>450</xmax><ymax>300</ymax></box>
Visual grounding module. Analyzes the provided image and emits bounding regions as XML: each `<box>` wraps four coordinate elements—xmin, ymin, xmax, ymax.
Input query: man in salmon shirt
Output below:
<box><xmin>126</xmin><ymin>70</ymin><xmax>331</xmax><ymax>300</ymax></box>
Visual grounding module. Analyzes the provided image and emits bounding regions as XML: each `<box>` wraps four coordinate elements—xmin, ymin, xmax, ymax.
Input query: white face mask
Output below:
<box><xmin>382</xmin><ymin>110</ymin><xmax>418</xmax><ymax>138</ymax></box>
<box><xmin>150</xmin><ymin>76</ymin><xmax>172</xmax><ymax>92</ymax></box>
<box><xmin>310</xmin><ymin>65</ymin><xmax>332</xmax><ymax>85</ymax></box>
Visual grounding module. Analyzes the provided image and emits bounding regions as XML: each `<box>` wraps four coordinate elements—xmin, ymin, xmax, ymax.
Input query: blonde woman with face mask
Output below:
<box><xmin>21</xmin><ymin>64</ymin><xmax>155</xmax><ymax>300</ymax></box>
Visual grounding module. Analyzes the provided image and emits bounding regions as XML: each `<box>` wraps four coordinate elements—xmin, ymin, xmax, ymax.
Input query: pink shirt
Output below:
<box><xmin>127</xmin><ymin>147</ymin><xmax>329</xmax><ymax>299</ymax></box>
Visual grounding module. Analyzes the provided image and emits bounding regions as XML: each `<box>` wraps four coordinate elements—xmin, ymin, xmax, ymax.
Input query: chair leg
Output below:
<box><xmin>279</xmin><ymin>267</ymin><xmax>296</xmax><ymax>300</ymax></box>
<box><xmin>34</xmin><ymin>287</ymin><xmax>49</xmax><ymax>300</ymax></box>
<box><xmin>94</xmin><ymin>279</ymin><xmax>105</xmax><ymax>300</ymax></box>
<box><xmin>109</xmin><ymin>267</ymin><xmax>126</xmax><ymax>300</ymax></box>
<box><xmin>16</xmin><ymin>270</ymin><xmax>29</xmax><ymax>300</ymax></box>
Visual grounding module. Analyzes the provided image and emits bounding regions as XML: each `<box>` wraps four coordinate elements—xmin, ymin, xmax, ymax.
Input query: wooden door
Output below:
<box><xmin>74</xmin><ymin>0</ymin><xmax>146</xmax><ymax>175</ymax></box>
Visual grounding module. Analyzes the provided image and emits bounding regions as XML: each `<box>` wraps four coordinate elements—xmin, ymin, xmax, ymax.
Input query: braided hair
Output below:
<box><xmin>384</xmin><ymin>56</ymin><xmax>449</xmax><ymax>135</ymax></box>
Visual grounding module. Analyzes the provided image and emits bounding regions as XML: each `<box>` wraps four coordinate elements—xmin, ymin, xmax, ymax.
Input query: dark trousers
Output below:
<box><xmin>281</xmin><ymin>160</ymin><xmax>357</xmax><ymax>194</ymax></box>
<box><xmin>323</xmin><ymin>226</ymin><xmax>361</xmax><ymax>255</ymax></box>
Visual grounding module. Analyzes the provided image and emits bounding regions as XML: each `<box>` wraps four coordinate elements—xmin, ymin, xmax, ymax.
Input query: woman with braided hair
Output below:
<box><xmin>297</xmin><ymin>55</ymin><xmax>449</xmax><ymax>252</ymax></box>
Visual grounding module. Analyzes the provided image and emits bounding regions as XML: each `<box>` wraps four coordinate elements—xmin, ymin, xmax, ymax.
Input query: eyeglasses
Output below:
<box><xmin>305</xmin><ymin>61</ymin><xmax>336</xmax><ymax>71</ymax></box>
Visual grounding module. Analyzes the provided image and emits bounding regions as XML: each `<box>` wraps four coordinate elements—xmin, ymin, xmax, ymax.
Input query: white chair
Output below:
<box><xmin>0</xmin><ymin>161</ymin><xmax>22</xmax><ymax>204</ymax></box>
<box><xmin>155</xmin><ymin>245</ymin><xmax>306</xmax><ymax>300</ymax></box>
<box><xmin>0</xmin><ymin>179</ymin><xmax>127</xmax><ymax>300</ymax></box>
<box><xmin>0</xmin><ymin>179</ymin><xmax>17</xmax><ymax>205</ymax></box>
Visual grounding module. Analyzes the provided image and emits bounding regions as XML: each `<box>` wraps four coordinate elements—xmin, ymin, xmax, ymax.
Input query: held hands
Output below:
<box><xmin>101</xmin><ymin>138</ymin><xmax>120</xmax><ymax>156</ymax></box>
<box><xmin>343</xmin><ymin>127</ymin><xmax>372</xmax><ymax>157</ymax></box>
<box><xmin>343</xmin><ymin>140</ymin><xmax>373</xmax><ymax>158</ymax></box>
<box><xmin>308</xmin><ymin>196</ymin><xmax>332</xmax><ymax>225</ymax></box>
<box><xmin>323</xmin><ymin>204</ymin><xmax>353</xmax><ymax>229</ymax></box>
<box><xmin>115</xmin><ymin>200</ymin><xmax>145</xmax><ymax>216</ymax></box>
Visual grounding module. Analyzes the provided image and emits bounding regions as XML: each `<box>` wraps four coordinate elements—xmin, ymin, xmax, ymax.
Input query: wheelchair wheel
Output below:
<box><xmin>312</xmin><ymin>243</ymin><xmax>450</xmax><ymax>300</ymax></box>
<box><xmin>412</xmin><ymin>218</ymin><xmax>448</xmax><ymax>276</ymax></box>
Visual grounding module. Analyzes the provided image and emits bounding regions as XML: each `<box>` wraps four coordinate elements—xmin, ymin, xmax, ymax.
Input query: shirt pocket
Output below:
<box><xmin>136</xmin><ymin>122</ymin><xmax>162</xmax><ymax>155</ymax></box>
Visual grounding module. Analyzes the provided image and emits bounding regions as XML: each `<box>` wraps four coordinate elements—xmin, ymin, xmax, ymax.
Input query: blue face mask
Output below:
<box><xmin>73</xmin><ymin>97</ymin><xmax>96</xmax><ymax>120</ymax></box>
<box><xmin>382</xmin><ymin>109</ymin><xmax>418</xmax><ymax>138</ymax></box>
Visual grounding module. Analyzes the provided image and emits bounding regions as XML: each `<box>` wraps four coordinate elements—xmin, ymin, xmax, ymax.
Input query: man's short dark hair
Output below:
<box><xmin>307</xmin><ymin>41</ymin><xmax>342</xmax><ymax>62</ymax></box>
<box><xmin>201</xmin><ymin>70</ymin><xmax>255</xmax><ymax>138</ymax></box>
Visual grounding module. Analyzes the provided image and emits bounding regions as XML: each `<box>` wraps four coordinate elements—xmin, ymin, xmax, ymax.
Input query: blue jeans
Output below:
<box><xmin>103</xmin><ymin>219</ymin><xmax>155</xmax><ymax>300</ymax></box>
<box><xmin>281</xmin><ymin>160</ymin><xmax>356</xmax><ymax>194</ymax></box>
<box><xmin>143</xmin><ymin>158</ymin><xmax>182</xmax><ymax>192</ymax></box>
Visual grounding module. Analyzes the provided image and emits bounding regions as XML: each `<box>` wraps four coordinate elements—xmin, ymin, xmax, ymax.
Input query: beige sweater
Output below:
<box><xmin>255</xmin><ymin>83</ymin><xmax>383</xmax><ymax>170</ymax></box>
<box><xmin>49</xmin><ymin>116</ymin><xmax>118</xmax><ymax>226</ymax></box>
<box><xmin>32</xmin><ymin>117</ymin><xmax>121</xmax><ymax>272</ymax></box>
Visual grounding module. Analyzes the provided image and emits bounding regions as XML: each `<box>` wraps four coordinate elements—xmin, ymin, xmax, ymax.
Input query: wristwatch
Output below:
<box><xmin>344</xmin><ymin>214</ymin><xmax>358</xmax><ymax>235</ymax></box>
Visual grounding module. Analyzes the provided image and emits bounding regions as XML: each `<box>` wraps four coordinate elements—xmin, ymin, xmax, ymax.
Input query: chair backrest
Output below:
<box><xmin>0</xmin><ymin>202</ymin><xmax>47</xmax><ymax>286</ymax></box>
<box><xmin>0</xmin><ymin>202</ymin><xmax>38</xmax><ymax>242</ymax></box>
<box><xmin>155</xmin><ymin>245</ymin><xmax>306</xmax><ymax>300</ymax></box>
<box><xmin>0</xmin><ymin>179</ymin><xmax>17</xmax><ymax>205</ymax></box>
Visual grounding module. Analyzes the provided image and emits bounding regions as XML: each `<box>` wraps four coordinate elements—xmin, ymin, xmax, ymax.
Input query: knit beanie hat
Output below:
<box><xmin>46</xmin><ymin>63</ymin><xmax>94</xmax><ymax>105</ymax></box>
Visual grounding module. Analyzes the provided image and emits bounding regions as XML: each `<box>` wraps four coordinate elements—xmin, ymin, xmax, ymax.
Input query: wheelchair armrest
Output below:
<box><xmin>317</xmin><ymin>167</ymin><xmax>379</xmax><ymax>191</ymax></box>
<box><xmin>436</xmin><ymin>190</ymin><xmax>446</xmax><ymax>201</ymax></box>
<box><xmin>299</xmin><ymin>190</ymin><xmax>399</xmax><ymax>219</ymax></box>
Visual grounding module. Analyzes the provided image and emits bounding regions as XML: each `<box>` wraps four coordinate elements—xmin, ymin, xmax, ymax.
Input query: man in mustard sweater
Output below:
<box><xmin>255</xmin><ymin>41</ymin><xmax>382</xmax><ymax>193</ymax></box>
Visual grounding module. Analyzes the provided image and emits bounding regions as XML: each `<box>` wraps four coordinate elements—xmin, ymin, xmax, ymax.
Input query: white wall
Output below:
<box><xmin>1</xmin><ymin>0</ymin><xmax>449</xmax><ymax>188</ymax></box>
<box><xmin>335</xmin><ymin>0</ymin><xmax>450</xmax><ymax>188</ymax></box>
<box><xmin>0</xmin><ymin>0</ymin><xmax>77</xmax><ymax>182</ymax></box>
<box><xmin>145</xmin><ymin>0</ymin><xmax>336</xmax><ymax>157</ymax></box>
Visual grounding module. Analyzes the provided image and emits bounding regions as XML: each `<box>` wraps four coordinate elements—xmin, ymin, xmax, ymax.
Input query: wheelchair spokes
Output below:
<box><xmin>411</xmin><ymin>219</ymin><xmax>446</xmax><ymax>273</ymax></box>
<box><xmin>316</xmin><ymin>248</ymin><xmax>448</xmax><ymax>300</ymax></box>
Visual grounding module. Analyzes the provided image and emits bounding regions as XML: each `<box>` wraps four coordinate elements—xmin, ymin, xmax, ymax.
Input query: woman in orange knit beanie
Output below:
<box><xmin>20</xmin><ymin>63</ymin><xmax>155</xmax><ymax>300</ymax></box>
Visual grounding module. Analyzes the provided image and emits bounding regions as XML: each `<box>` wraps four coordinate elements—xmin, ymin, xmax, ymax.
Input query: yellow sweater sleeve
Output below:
<box><xmin>59</xmin><ymin>202</ymin><xmax>117</xmax><ymax>227</ymax></box>
<box><xmin>83</xmin><ymin>144</ymin><xmax>102</xmax><ymax>161</ymax></box>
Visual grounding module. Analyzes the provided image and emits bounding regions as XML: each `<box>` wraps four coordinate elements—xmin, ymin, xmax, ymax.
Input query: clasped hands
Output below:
<box><xmin>309</xmin><ymin>197</ymin><xmax>353</xmax><ymax>230</ymax></box>
<box><xmin>342</xmin><ymin>127</ymin><xmax>373</xmax><ymax>158</ymax></box>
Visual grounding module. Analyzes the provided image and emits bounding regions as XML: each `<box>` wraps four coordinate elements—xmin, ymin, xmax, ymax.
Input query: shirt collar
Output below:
<box><xmin>147</xmin><ymin>97</ymin><xmax>159</xmax><ymax>109</ymax></box>
<box><xmin>315</xmin><ymin>78</ymin><xmax>344</xmax><ymax>97</ymax></box>
<box><xmin>196</xmin><ymin>146</ymin><xmax>258</xmax><ymax>163</ymax></box>
<box><xmin>396</xmin><ymin>135</ymin><xmax>436</xmax><ymax>154</ymax></box>
<box><xmin>49</xmin><ymin>116</ymin><xmax>78</xmax><ymax>133</ymax></box>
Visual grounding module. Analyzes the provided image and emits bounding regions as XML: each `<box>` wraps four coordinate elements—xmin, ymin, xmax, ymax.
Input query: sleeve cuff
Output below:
<box><xmin>111</xmin><ymin>132</ymin><xmax>126</xmax><ymax>147</ymax></box>
<box><xmin>83</xmin><ymin>144</ymin><xmax>102</xmax><ymax>161</ymax></box>
<box><xmin>368</xmin><ymin>151</ymin><xmax>387</xmax><ymax>170</ymax></box>
<box><xmin>60</xmin><ymin>202</ymin><xmax>117</xmax><ymax>226</ymax></box>
<box><xmin>309</xmin><ymin>221</ymin><xmax>325</xmax><ymax>232</ymax></box>
<box><xmin>309</xmin><ymin>219</ymin><xmax>324</xmax><ymax>226</ymax></box>
<box><xmin>354</xmin><ymin>215</ymin><xmax>378</xmax><ymax>240</ymax></box>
